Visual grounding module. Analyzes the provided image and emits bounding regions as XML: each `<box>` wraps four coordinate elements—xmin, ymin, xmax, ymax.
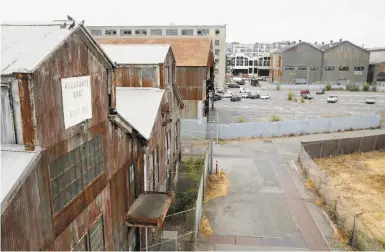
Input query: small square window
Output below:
<box><xmin>215</xmin><ymin>40</ymin><xmax>220</xmax><ymax>46</ymax></box>
<box><xmin>215</xmin><ymin>49</ymin><xmax>220</xmax><ymax>55</ymax></box>
<box><xmin>120</xmin><ymin>29</ymin><xmax>132</xmax><ymax>36</ymax></box>
<box><xmin>166</xmin><ymin>29</ymin><xmax>178</xmax><ymax>35</ymax></box>
<box><xmin>181</xmin><ymin>29</ymin><xmax>194</xmax><ymax>35</ymax></box>
<box><xmin>215</xmin><ymin>29</ymin><xmax>220</xmax><ymax>35</ymax></box>
<box><xmin>105</xmin><ymin>30</ymin><xmax>117</xmax><ymax>36</ymax></box>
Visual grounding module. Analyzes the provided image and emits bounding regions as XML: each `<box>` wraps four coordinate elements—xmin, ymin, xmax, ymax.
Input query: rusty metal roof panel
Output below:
<box><xmin>97</xmin><ymin>38</ymin><xmax>212</xmax><ymax>67</ymax></box>
<box><xmin>1</xmin><ymin>144</ymin><xmax>42</xmax><ymax>206</ymax></box>
<box><xmin>116</xmin><ymin>87</ymin><xmax>164</xmax><ymax>140</ymax></box>
<box><xmin>126</xmin><ymin>191</ymin><xmax>174</xmax><ymax>228</ymax></box>
<box><xmin>101</xmin><ymin>44</ymin><xmax>170</xmax><ymax>65</ymax></box>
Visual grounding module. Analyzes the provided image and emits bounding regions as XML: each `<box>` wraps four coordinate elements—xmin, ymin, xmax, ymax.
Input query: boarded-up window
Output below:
<box><xmin>72</xmin><ymin>215</ymin><xmax>105</xmax><ymax>251</ymax></box>
<box><xmin>50</xmin><ymin>135</ymin><xmax>104</xmax><ymax>213</ymax></box>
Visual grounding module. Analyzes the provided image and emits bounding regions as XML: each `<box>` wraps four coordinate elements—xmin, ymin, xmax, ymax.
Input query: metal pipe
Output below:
<box><xmin>143</xmin><ymin>152</ymin><xmax>148</xmax><ymax>251</ymax></box>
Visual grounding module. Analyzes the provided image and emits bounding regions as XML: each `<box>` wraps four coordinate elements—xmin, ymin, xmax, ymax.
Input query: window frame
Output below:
<box><xmin>104</xmin><ymin>30</ymin><xmax>117</xmax><ymax>36</ymax></box>
<box><xmin>165</xmin><ymin>29</ymin><xmax>178</xmax><ymax>36</ymax></box>
<box><xmin>325</xmin><ymin>66</ymin><xmax>335</xmax><ymax>71</ymax></box>
<box><xmin>285</xmin><ymin>66</ymin><xmax>294</xmax><ymax>70</ymax></box>
<box><xmin>120</xmin><ymin>29</ymin><xmax>132</xmax><ymax>36</ymax></box>
<box><xmin>150</xmin><ymin>29</ymin><xmax>163</xmax><ymax>36</ymax></box>
<box><xmin>181</xmin><ymin>29</ymin><xmax>194</xmax><ymax>35</ymax></box>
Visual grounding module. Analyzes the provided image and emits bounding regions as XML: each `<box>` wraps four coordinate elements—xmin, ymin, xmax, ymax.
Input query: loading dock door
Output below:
<box><xmin>295</xmin><ymin>78</ymin><xmax>307</xmax><ymax>84</ymax></box>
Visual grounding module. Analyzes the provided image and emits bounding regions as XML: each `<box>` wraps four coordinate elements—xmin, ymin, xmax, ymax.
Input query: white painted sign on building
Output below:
<box><xmin>61</xmin><ymin>76</ymin><xmax>92</xmax><ymax>129</ymax></box>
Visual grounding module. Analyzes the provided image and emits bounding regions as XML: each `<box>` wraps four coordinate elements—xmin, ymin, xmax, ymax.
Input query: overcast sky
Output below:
<box><xmin>1</xmin><ymin>0</ymin><xmax>384</xmax><ymax>47</ymax></box>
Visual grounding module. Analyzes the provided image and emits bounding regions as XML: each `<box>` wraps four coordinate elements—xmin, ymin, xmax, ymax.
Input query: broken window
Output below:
<box><xmin>72</xmin><ymin>215</ymin><xmax>105</xmax><ymax>251</ymax></box>
<box><xmin>339</xmin><ymin>66</ymin><xmax>349</xmax><ymax>71</ymax></box>
<box><xmin>285</xmin><ymin>66</ymin><xmax>294</xmax><ymax>70</ymax></box>
<box><xmin>197</xmin><ymin>29</ymin><xmax>209</xmax><ymax>35</ymax></box>
<box><xmin>181</xmin><ymin>29</ymin><xmax>194</xmax><ymax>35</ymax></box>
<box><xmin>215</xmin><ymin>29</ymin><xmax>220</xmax><ymax>35</ymax></box>
<box><xmin>166</xmin><ymin>29</ymin><xmax>178</xmax><ymax>35</ymax></box>
<box><xmin>104</xmin><ymin>30</ymin><xmax>117</xmax><ymax>36</ymax></box>
<box><xmin>150</xmin><ymin>29</ymin><xmax>162</xmax><ymax>36</ymax></box>
<box><xmin>135</xmin><ymin>29</ymin><xmax>147</xmax><ymax>35</ymax></box>
<box><xmin>50</xmin><ymin>135</ymin><xmax>104</xmax><ymax>213</ymax></box>
<box><xmin>120</xmin><ymin>29</ymin><xmax>132</xmax><ymax>36</ymax></box>
<box><xmin>298</xmin><ymin>65</ymin><xmax>307</xmax><ymax>70</ymax></box>
<box><xmin>354</xmin><ymin>66</ymin><xmax>364</xmax><ymax>71</ymax></box>
<box><xmin>325</xmin><ymin>66</ymin><xmax>335</xmax><ymax>71</ymax></box>
<box><xmin>310</xmin><ymin>66</ymin><xmax>320</xmax><ymax>70</ymax></box>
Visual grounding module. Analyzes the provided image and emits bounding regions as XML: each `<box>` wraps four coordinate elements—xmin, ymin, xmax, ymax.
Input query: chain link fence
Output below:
<box><xmin>299</xmin><ymin>134</ymin><xmax>385</xmax><ymax>251</ymax></box>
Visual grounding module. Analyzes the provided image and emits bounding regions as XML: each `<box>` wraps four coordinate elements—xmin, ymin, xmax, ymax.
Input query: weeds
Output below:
<box><xmin>288</xmin><ymin>91</ymin><xmax>294</xmax><ymax>101</ymax></box>
<box><xmin>325</xmin><ymin>83</ymin><xmax>332</xmax><ymax>91</ymax></box>
<box><xmin>269</xmin><ymin>115</ymin><xmax>281</xmax><ymax>121</ymax></box>
<box><xmin>363</xmin><ymin>83</ymin><xmax>370</xmax><ymax>91</ymax></box>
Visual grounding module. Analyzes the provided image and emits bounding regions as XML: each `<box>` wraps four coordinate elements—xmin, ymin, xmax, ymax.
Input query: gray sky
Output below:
<box><xmin>1</xmin><ymin>0</ymin><xmax>384</xmax><ymax>47</ymax></box>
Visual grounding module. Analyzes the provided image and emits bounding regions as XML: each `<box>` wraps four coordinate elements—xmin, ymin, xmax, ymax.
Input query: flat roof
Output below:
<box><xmin>116</xmin><ymin>87</ymin><xmax>164</xmax><ymax>140</ymax></box>
<box><xmin>101</xmin><ymin>44</ymin><xmax>170</xmax><ymax>65</ymax></box>
<box><xmin>1</xmin><ymin>144</ymin><xmax>42</xmax><ymax>207</ymax></box>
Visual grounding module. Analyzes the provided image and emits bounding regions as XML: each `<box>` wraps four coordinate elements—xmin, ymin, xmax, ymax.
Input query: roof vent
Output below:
<box><xmin>293</xmin><ymin>41</ymin><xmax>296</xmax><ymax>44</ymax></box>
<box><xmin>322</xmin><ymin>42</ymin><xmax>324</xmax><ymax>45</ymax></box>
<box><xmin>299</xmin><ymin>40</ymin><xmax>302</xmax><ymax>43</ymax></box>
<box><xmin>339</xmin><ymin>38</ymin><xmax>342</xmax><ymax>42</ymax></box>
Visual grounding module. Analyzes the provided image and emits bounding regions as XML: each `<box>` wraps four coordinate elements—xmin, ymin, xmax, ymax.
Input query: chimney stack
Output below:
<box><xmin>293</xmin><ymin>41</ymin><xmax>296</xmax><ymax>44</ymax></box>
<box><xmin>330</xmin><ymin>40</ymin><xmax>333</xmax><ymax>44</ymax></box>
<box><xmin>299</xmin><ymin>40</ymin><xmax>302</xmax><ymax>43</ymax></box>
<box><xmin>322</xmin><ymin>42</ymin><xmax>324</xmax><ymax>45</ymax></box>
<box><xmin>339</xmin><ymin>38</ymin><xmax>342</xmax><ymax>42</ymax></box>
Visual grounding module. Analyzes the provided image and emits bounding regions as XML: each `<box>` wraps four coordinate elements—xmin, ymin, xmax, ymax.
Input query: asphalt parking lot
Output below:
<box><xmin>213</xmin><ymin>83</ymin><xmax>385</xmax><ymax>123</ymax></box>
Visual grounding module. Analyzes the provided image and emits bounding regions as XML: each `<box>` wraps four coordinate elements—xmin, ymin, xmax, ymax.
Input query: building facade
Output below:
<box><xmin>96</xmin><ymin>38</ymin><xmax>214</xmax><ymax>120</ymax></box>
<box><xmin>270</xmin><ymin>42</ymin><xmax>323</xmax><ymax>84</ymax></box>
<box><xmin>86</xmin><ymin>25</ymin><xmax>226</xmax><ymax>87</ymax></box>
<box><xmin>1</xmin><ymin>22</ymin><xmax>173</xmax><ymax>251</ymax></box>
<box><xmin>367</xmin><ymin>48</ymin><xmax>385</xmax><ymax>86</ymax></box>
<box><xmin>270</xmin><ymin>40</ymin><xmax>370</xmax><ymax>85</ymax></box>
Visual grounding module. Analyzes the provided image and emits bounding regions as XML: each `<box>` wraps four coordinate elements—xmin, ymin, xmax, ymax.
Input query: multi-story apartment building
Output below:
<box><xmin>86</xmin><ymin>24</ymin><xmax>226</xmax><ymax>87</ymax></box>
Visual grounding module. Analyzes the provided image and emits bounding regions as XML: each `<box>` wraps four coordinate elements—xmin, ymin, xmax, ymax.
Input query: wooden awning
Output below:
<box><xmin>126</xmin><ymin>191</ymin><xmax>174</xmax><ymax>228</ymax></box>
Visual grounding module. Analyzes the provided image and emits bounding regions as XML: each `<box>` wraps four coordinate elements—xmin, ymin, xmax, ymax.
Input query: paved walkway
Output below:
<box><xmin>197</xmin><ymin>129</ymin><xmax>384</xmax><ymax>251</ymax></box>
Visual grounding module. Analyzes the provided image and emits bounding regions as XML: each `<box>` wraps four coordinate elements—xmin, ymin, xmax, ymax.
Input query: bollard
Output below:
<box><xmin>216</xmin><ymin>160</ymin><xmax>220</xmax><ymax>176</ymax></box>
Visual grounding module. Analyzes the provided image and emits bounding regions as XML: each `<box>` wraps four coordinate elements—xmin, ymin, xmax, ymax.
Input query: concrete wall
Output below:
<box><xmin>281</xmin><ymin>43</ymin><xmax>323</xmax><ymax>84</ymax></box>
<box><xmin>322</xmin><ymin>42</ymin><xmax>370</xmax><ymax>85</ymax></box>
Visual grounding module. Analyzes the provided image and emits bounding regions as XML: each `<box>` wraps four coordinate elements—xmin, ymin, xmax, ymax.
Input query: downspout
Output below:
<box><xmin>142</xmin><ymin>144</ymin><xmax>148</xmax><ymax>251</ymax></box>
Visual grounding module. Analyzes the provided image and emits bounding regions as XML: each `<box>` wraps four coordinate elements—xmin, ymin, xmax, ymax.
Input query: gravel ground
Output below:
<box><xmin>213</xmin><ymin>83</ymin><xmax>385</xmax><ymax>123</ymax></box>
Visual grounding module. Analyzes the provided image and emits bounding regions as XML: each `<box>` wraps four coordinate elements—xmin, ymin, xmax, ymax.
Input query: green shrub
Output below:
<box><xmin>237</xmin><ymin>117</ymin><xmax>245</xmax><ymax>123</ymax></box>
<box><xmin>288</xmin><ymin>92</ymin><xmax>294</xmax><ymax>101</ymax></box>
<box><xmin>347</xmin><ymin>84</ymin><xmax>360</xmax><ymax>91</ymax></box>
<box><xmin>276</xmin><ymin>84</ymin><xmax>280</xmax><ymax>91</ymax></box>
<box><xmin>300</xmin><ymin>97</ymin><xmax>305</xmax><ymax>103</ymax></box>
<box><xmin>372</xmin><ymin>85</ymin><xmax>377</xmax><ymax>92</ymax></box>
<box><xmin>325</xmin><ymin>84</ymin><xmax>332</xmax><ymax>91</ymax></box>
<box><xmin>363</xmin><ymin>83</ymin><xmax>370</xmax><ymax>91</ymax></box>
<box><xmin>269</xmin><ymin>115</ymin><xmax>281</xmax><ymax>122</ymax></box>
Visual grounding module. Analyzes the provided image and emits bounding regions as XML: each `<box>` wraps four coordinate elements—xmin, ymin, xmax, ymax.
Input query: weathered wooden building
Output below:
<box><xmin>1</xmin><ymin>22</ymin><xmax>172</xmax><ymax>251</ymax></box>
<box><xmin>100</xmin><ymin>44</ymin><xmax>184</xmax><ymax>193</ymax></box>
<box><xmin>96</xmin><ymin>38</ymin><xmax>214</xmax><ymax>120</ymax></box>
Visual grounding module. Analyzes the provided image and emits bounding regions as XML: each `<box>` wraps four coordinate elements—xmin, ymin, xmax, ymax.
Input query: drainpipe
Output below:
<box><xmin>143</xmin><ymin>145</ymin><xmax>148</xmax><ymax>251</ymax></box>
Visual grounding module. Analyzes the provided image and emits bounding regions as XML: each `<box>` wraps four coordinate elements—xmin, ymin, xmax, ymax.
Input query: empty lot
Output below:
<box><xmin>214</xmin><ymin>83</ymin><xmax>385</xmax><ymax>123</ymax></box>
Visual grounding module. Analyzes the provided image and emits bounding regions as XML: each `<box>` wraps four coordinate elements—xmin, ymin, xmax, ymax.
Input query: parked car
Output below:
<box><xmin>316</xmin><ymin>88</ymin><xmax>325</xmax><ymax>94</ymax></box>
<box><xmin>366</xmin><ymin>96</ymin><xmax>376</xmax><ymax>104</ymax></box>
<box><xmin>222</xmin><ymin>92</ymin><xmax>233</xmax><ymax>98</ymax></box>
<box><xmin>212</xmin><ymin>94</ymin><xmax>222</xmax><ymax>101</ymax></box>
<box><xmin>230</xmin><ymin>95</ymin><xmax>242</xmax><ymax>102</ymax></box>
<box><xmin>216</xmin><ymin>88</ymin><xmax>225</xmax><ymax>94</ymax></box>
<box><xmin>327</xmin><ymin>95</ymin><xmax>338</xmax><ymax>103</ymax></box>
<box><xmin>260</xmin><ymin>93</ymin><xmax>270</xmax><ymax>100</ymax></box>
<box><xmin>302</xmin><ymin>94</ymin><xmax>313</xmax><ymax>100</ymax></box>
<box><xmin>251</xmin><ymin>78</ymin><xmax>259</xmax><ymax>86</ymax></box>
<box><xmin>241</xmin><ymin>93</ymin><xmax>250</xmax><ymax>99</ymax></box>
<box><xmin>227</xmin><ymin>83</ymin><xmax>240</xmax><ymax>88</ymax></box>
<box><xmin>300</xmin><ymin>90</ymin><xmax>310</xmax><ymax>95</ymax></box>
<box><xmin>239</xmin><ymin>87</ymin><xmax>251</xmax><ymax>93</ymax></box>
<box><xmin>249</xmin><ymin>93</ymin><xmax>260</xmax><ymax>99</ymax></box>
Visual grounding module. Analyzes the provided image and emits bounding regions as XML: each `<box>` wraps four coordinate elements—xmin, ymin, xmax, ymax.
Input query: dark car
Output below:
<box><xmin>302</xmin><ymin>94</ymin><xmax>313</xmax><ymax>100</ymax></box>
<box><xmin>249</xmin><ymin>93</ymin><xmax>260</xmax><ymax>99</ymax></box>
<box><xmin>230</xmin><ymin>95</ymin><xmax>241</xmax><ymax>102</ymax></box>
<box><xmin>213</xmin><ymin>94</ymin><xmax>222</xmax><ymax>101</ymax></box>
<box><xmin>250</xmin><ymin>78</ymin><xmax>259</xmax><ymax>86</ymax></box>
<box><xmin>316</xmin><ymin>88</ymin><xmax>325</xmax><ymax>94</ymax></box>
<box><xmin>228</xmin><ymin>83</ymin><xmax>240</xmax><ymax>88</ymax></box>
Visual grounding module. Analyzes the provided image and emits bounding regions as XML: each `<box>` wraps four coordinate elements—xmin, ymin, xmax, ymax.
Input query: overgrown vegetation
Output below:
<box><xmin>269</xmin><ymin>115</ymin><xmax>281</xmax><ymax>121</ymax></box>
<box><xmin>300</xmin><ymin>97</ymin><xmax>305</xmax><ymax>103</ymax></box>
<box><xmin>325</xmin><ymin>83</ymin><xmax>332</xmax><ymax>91</ymax></box>
<box><xmin>169</xmin><ymin>157</ymin><xmax>205</xmax><ymax>214</ymax></box>
<box><xmin>237</xmin><ymin>117</ymin><xmax>245</xmax><ymax>123</ymax></box>
<box><xmin>288</xmin><ymin>91</ymin><xmax>294</xmax><ymax>101</ymax></box>
<box><xmin>346</xmin><ymin>84</ymin><xmax>360</xmax><ymax>91</ymax></box>
<box><xmin>363</xmin><ymin>83</ymin><xmax>370</xmax><ymax>91</ymax></box>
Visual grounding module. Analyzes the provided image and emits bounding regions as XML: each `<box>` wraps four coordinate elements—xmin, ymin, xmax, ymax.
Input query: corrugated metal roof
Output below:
<box><xmin>96</xmin><ymin>38</ymin><xmax>212</xmax><ymax>67</ymax></box>
<box><xmin>369</xmin><ymin>49</ymin><xmax>385</xmax><ymax>64</ymax></box>
<box><xmin>100</xmin><ymin>44</ymin><xmax>170</xmax><ymax>65</ymax></box>
<box><xmin>272</xmin><ymin>42</ymin><xmax>321</xmax><ymax>54</ymax></box>
<box><xmin>1</xmin><ymin>144</ymin><xmax>42</xmax><ymax>205</ymax></box>
<box><xmin>1</xmin><ymin>24</ymin><xmax>77</xmax><ymax>75</ymax></box>
<box><xmin>116</xmin><ymin>87</ymin><xmax>164</xmax><ymax>140</ymax></box>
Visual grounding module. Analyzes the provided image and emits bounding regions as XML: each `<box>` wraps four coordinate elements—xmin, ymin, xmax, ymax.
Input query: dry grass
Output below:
<box><xmin>304</xmin><ymin>179</ymin><xmax>316</xmax><ymax>192</ymax></box>
<box><xmin>314</xmin><ymin>149</ymin><xmax>385</xmax><ymax>241</ymax></box>
<box><xmin>199</xmin><ymin>215</ymin><xmax>213</xmax><ymax>236</ymax></box>
<box><xmin>205</xmin><ymin>172</ymin><xmax>230</xmax><ymax>203</ymax></box>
